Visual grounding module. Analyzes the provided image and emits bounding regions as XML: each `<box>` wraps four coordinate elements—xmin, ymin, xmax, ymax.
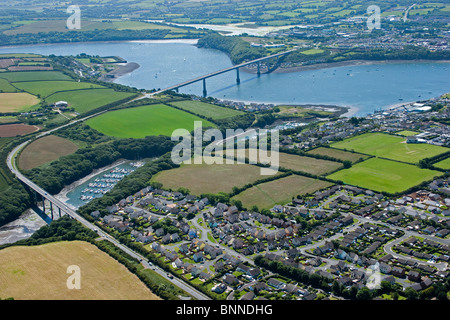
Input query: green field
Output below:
<box><xmin>14</xmin><ymin>81</ymin><xmax>105</xmax><ymax>98</ymax></box>
<box><xmin>330</xmin><ymin>132</ymin><xmax>449</xmax><ymax>163</ymax></box>
<box><xmin>46</xmin><ymin>89</ymin><xmax>135</xmax><ymax>114</ymax></box>
<box><xmin>5</xmin><ymin>19</ymin><xmax>192</xmax><ymax>35</ymax></box>
<box><xmin>0</xmin><ymin>71</ymin><xmax>72</xmax><ymax>82</ymax></box>
<box><xmin>86</xmin><ymin>104</ymin><xmax>216</xmax><ymax>138</ymax></box>
<box><xmin>434</xmin><ymin>157</ymin><xmax>450</xmax><ymax>170</ymax></box>
<box><xmin>396</xmin><ymin>130</ymin><xmax>420</xmax><ymax>137</ymax></box>
<box><xmin>169</xmin><ymin>100</ymin><xmax>245</xmax><ymax>120</ymax></box>
<box><xmin>0</xmin><ymin>79</ymin><xmax>18</xmax><ymax>92</ymax></box>
<box><xmin>232</xmin><ymin>174</ymin><xmax>333</xmax><ymax>210</ymax></box>
<box><xmin>306</xmin><ymin>147</ymin><xmax>369</xmax><ymax>163</ymax></box>
<box><xmin>327</xmin><ymin>158</ymin><xmax>441</xmax><ymax>194</ymax></box>
<box><xmin>300</xmin><ymin>48</ymin><xmax>325</xmax><ymax>55</ymax></box>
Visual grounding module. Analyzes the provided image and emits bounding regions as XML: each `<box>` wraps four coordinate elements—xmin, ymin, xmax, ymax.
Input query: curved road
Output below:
<box><xmin>6</xmin><ymin>112</ymin><xmax>211</xmax><ymax>301</ymax></box>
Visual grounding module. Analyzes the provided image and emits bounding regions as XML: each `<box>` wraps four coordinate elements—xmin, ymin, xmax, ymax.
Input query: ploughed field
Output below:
<box><xmin>18</xmin><ymin>135</ymin><xmax>79</xmax><ymax>170</ymax></box>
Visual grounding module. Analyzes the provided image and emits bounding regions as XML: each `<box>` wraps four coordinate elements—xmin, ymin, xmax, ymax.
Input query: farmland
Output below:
<box><xmin>14</xmin><ymin>81</ymin><xmax>105</xmax><ymax>98</ymax></box>
<box><xmin>434</xmin><ymin>157</ymin><xmax>450</xmax><ymax>170</ymax></box>
<box><xmin>277</xmin><ymin>152</ymin><xmax>342</xmax><ymax>175</ymax></box>
<box><xmin>0</xmin><ymin>79</ymin><xmax>18</xmax><ymax>92</ymax></box>
<box><xmin>151</xmin><ymin>156</ymin><xmax>267</xmax><ymax>195</ymax></box>
<box><xmin>18</xmin><ymin>135</ymin><xmax>79</xmax><ymax>170</ymax></box>
<box><xmin>46</xmin><ymin>88</ymin><xmax>135</xmax><ymax>114</ymax></box>
<box><xmin>0</xmin><ymin>241</ymin><xmax>160</xmax><ymax>300</ymax></box>
<box><xmin>217</xmin><ymin>148</ymin><xmax>342</xmax><ymax>175</ymax></box>
<box><xmin>168</xmin><ymin>100</ymin><xmax>245</xmax><ymax>120</ymax></box>
<box><xmin>86</xmin><ymin>104</ymin><xmax>216</xmax><ymax>138</ymax></box>
<box><xmin>395</xmin><ymin>130</ymin><xmax>421</xmax><ymax>137</ymax></box>
<box><xmin>0</xmin><ymin>71</ymin><xmax>71</xmax><ymax>82</ymax></box>
<box><xmin>0</xmin><ymin>123</ymin><xmax>39</xmax><ymax>137</ymax></box>
<box><xmin>330</xmin><ymin>132</ymin><xmax>449</xmax><ymax>164</ymax></box>
<box><xmin>231</xmin><ymin>174</ymin><xmax>333</xmax><ymax>210</ymax></box>
<box><xmin>0</xmin><ymin>93</ymin><xmax>40</xmax><ymax>112</ymax></box>
<box><xmin>273</xmin><ymin>105</ymin><xmax>334</xmax><ymax>119</ymax></box>
<box><xmin>327</xmin><ymin>158</ymin><xmax>440</xmax><ymax>194</ymax></box>
<box><xmin>4</xmin><ymin>19</ymin><xmax>194</xmax><ymax>36</ymax></box>
<box><xmin>306</xmin><ymin>147</ymin><xmax>369</xmax><ymax>163</ymax></box>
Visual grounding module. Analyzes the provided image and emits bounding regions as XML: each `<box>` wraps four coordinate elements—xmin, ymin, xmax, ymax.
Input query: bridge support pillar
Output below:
<box><xmin>42</xmin><ymin>198</ymin><xmax>45</xmax><ymax>214</ymax></box>
<box><xmin>50</xmin><ymin>201</ymin><xmax>54</xmax><ymax>220</ymax></box>
<box><xmin>257</xmin><ymin>62</ymin><xmax>261</xmax><ymax>76</ymax></box>
<box><xmin>59</xmin><ymin>207</ymin><xmax>62</xmax><ymax>218</ymax></box>
<box><xmin>236</xmin><ymin>68</ymin><xmax>240</xmax><ymax>85</ymax></box>
<box><xmin>202</xmin><ymin>78</ymin><xmax>207</xmax><ymax>98</ymax></box>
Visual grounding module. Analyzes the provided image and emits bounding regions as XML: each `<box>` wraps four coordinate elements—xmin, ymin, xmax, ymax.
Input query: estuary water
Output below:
<box><xmin>0</xmin><ymin>40</ymin><xmax>449</xmax><ymax>116</ymax></box>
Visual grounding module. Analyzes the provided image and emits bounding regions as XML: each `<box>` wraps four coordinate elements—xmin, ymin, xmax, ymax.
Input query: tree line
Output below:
<box><xmin>0</xmin><ymin>29</ymin><xmax>211</xmax><ymax>47</ymax></box>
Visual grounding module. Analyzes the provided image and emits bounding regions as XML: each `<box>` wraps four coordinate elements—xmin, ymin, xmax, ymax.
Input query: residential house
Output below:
<box><xmin>224</xmin><ymin>274</ymin><xmax>239</xmax><ymax>287</ymax></box>
<box><xmin>267</xmin><ymin>278</ymin><xmax>286</xmax><ymax>290</ymax></box>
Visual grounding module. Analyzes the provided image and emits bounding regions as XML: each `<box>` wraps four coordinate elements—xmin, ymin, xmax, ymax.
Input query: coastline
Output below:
<box><xmin>242</xmin><ymin>59</ymin><xmax>450</xmax><ymax>74</ymax></box>
<box><xmin>2</xmin><ymin>40</ymin><xmax>446</xmax><ymax>118</ymax></box>
<box><xmin>54</xmin><ymin>159</ymin><xmax>129</xmax><ymax>210</ymax></box>
<box><xmin>101</xmin><ymin>62</ymin><xmax>141</xmax><ymax>83</ymax></box>
<box><xmin>217</xmin><ymin>96</ymin><xmax>354</xmax><ymax>118</ymax></box>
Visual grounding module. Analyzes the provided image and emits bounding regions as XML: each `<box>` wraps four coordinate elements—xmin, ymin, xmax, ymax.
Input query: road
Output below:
<box><xmin>403</xmin><ymin>3</ymin><xmax>417</xmax><ymax>22</ymax></box>
<box><xmin>6</xmin><ymin>113</ymin><xmax>211</xmax><ymax>301</ymax></box>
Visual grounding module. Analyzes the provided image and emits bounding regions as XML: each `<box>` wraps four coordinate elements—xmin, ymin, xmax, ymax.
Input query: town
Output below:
<box><xmin>88</xmin><ymin>96</ymin><xmax>450</xmax><ymax>301</ymax></box>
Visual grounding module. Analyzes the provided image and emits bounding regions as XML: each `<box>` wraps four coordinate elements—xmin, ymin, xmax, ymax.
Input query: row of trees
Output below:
<box><xmin>0</xmin><ymin>29</ymin><xmax>209</xmax><ymax>47</ymax></box>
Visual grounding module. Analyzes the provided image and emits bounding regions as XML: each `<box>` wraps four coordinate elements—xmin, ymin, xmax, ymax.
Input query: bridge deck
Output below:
<box><xmin>152</xmin><ymin>48</ymin><xmax>297</xmax><ymax>95</ymax></box>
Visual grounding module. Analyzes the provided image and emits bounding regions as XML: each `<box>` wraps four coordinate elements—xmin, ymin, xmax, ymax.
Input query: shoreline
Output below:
<box><xmin>2</xmin><ymin>40</ymin><xmax>446</xmax><ymax>118</ymax></box>
<box><xmin>101</xmin><ymin>62</ymin><xmax>141</xmax><ymax>83</ymax></box>
<box><xmin>242</xmin><ymin>59</ymin><xmax>450</xmax><ymax>74</ymax></box>
<box><xmin>54</xmin><ymin>159</ymin><xmax>129</xmax><ymax>210</ymax></box>
<box><xmin>216</xmin><ymin>96</ymin><xmax>355</xmax><ymax>118</ymax></box>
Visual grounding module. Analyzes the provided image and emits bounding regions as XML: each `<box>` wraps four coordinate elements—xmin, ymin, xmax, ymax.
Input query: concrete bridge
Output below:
<box><xmin>150</xmin><ymin>48</ymin><xmax>297</xmax><ymax>97</ymax></box>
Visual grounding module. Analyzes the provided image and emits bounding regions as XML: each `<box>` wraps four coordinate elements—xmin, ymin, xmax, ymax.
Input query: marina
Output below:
<box><xmin>65</xmin><ymin>160</ymin><xmax>144</xmax><ymax>208</ymax></box>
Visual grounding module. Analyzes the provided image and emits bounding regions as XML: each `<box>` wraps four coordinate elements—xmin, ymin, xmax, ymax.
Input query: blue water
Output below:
<box><xmin>65</xmin><ymin>162</ymin><xmax>136</xmax><ymax>208</ymax></box>
<box><xmin>0</xmin><ymin>40</ymin><xmax>449</xmax><ymax>116</ymax></box>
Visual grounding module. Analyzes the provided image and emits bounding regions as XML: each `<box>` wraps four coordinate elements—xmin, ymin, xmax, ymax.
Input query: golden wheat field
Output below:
<box><xmin>0</xmin><ymin>241</ymin><xmax>160</xmax><ymax>300</ymax></box>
